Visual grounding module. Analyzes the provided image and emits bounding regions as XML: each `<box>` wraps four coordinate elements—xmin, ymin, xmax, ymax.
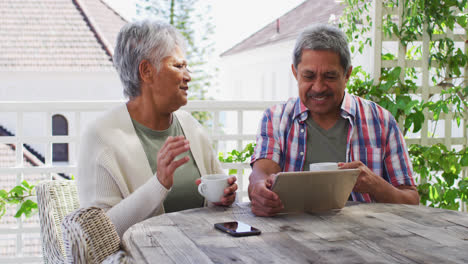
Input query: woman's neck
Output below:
<box><xmin>126</xmin><ymin>96</ymin><xmax>172</xmax><ymax>131</ymax></box>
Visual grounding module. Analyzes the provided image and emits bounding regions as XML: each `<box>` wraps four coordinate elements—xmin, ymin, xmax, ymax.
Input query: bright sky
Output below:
<box><xmin>104</xmin><ymin>0</ymin><xmax>305</xmax><ymax>56</ymax></box>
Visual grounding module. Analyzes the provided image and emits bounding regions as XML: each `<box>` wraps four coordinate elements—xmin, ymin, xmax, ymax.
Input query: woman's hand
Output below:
<box><xmin>195</xmin><ymin>176</ymin><xmax>238</xmax><ymax>206</ymax></box>
<box><xmin>156</xmin><ymin>136</ymin><xmax>190</xmax><ymax>189</ymax></box>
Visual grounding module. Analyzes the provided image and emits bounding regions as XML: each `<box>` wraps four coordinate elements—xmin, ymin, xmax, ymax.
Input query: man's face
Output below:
<box><xmin>292</xmin><ymin>49</ymin><xmax>352</xmax><ymax>119</ymax></box>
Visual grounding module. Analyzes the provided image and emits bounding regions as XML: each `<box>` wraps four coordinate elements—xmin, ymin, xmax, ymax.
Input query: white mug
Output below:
<box><xmin>198</xmin><ymin>174</ymin><xmax>229</xmax><ymax>203</ymax></box>
<box><xmin>309</xmin><ymin>162</ymin><xmax>339</xmax><ymax>171</ymax></box>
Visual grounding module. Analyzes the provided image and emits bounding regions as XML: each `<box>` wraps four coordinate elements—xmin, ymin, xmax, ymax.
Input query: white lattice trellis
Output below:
<box><xmin>372</xmin><ymin>0</ymin><xmax>468</xmax><ymax>210</ymax></box>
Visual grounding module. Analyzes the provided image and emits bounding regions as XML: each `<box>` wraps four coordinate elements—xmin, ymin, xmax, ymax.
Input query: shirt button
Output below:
<box><xmin>300</xmin><ymin>152</ymin><xmax>304</xmax><ymax>156</ymax></box>
<box><xmin>300</xmin><ymin>129</ymin><xmax>304</xmax><ymax>133</ymax></box>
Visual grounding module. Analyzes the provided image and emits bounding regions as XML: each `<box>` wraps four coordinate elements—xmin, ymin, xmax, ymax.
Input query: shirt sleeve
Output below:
<box><xmin>383</xmin><ymin>116</ymin><xmax>416</xmax><ymax>187</ymax></box>
<box><xmin>251</xmin><ymin>107</ymin><xmax>283</xmax><ymax>167</ymax></box>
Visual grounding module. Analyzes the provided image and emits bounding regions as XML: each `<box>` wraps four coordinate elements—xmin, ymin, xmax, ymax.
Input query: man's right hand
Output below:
<box><xmin>248</xmin><ymin>159</ymin><xmax>283</xmax><ymax>216</ymax></box>
<box><xmin>249</xmin><ymin>176</ymin><xmax>284</xmax><ymax>216</ymax></box>
<box><xmin>156</xmin><ymin>136</ymin><xmax>190</xmax><ymax>189</ymax></box>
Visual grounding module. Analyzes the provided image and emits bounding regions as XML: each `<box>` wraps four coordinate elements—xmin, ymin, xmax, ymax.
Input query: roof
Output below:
<box><xmin>221</xmin><ymin>0</ymin><xmax>345</xmax><ymax>57</ymax></box>
<box><xmin>0</xmin><ymin>0</ymin><xmax>127</xmax><ymax>71</ymax></box>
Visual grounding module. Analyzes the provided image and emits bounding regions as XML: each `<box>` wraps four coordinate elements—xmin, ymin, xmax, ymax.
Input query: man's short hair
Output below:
<box><xmin>292</xmin><ymin>24</ymin><xmax>351</xmax><ymax>73</ymax></box>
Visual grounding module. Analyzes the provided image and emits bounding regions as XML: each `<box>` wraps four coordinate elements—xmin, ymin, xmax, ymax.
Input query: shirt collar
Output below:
<box><xmin>293</xmin><ymin>98</ymin><xmax>309</xmax><ymax>122</ymax></box>
<box><xmin>340</xmin><ymin>92</ymin><xmax>357</xmax><ymax>119</ymax></box>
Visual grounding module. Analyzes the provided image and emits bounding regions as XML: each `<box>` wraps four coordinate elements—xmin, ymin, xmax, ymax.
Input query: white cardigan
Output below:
<box><xmin>77</xmin><ymin>104</ymin><xmax>223</xmax><ymax>237</ymax></box>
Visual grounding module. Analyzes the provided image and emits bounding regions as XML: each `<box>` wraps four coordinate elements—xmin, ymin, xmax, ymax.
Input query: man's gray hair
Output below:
<box><xmin>292</xmin><ymin>24</ymin><xmax>351</xmax><ymax>73</ymax></box>
<box><xmin>113</xmin><ymin>20</ymin><xmax>186</xmax><ymax>98</ymax></box>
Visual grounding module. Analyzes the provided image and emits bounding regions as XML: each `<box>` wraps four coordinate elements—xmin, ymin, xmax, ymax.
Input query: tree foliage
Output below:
<box><xmin>137</xmin><ymin>0</ymin><xmax>216</xmax><ymax>125</ymax></box>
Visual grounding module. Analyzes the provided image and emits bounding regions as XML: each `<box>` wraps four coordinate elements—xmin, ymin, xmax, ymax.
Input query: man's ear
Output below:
<box><xmin>139</xmin><ymin>60</ymin><xmax>154</xmax><ymax>83</ymax></box>
<box><xmin>291</xmin><ymin>64</ymin><xmax>298</xmax><ymax>81</ymax></box>
<box><xmin>344</xmin><ymin>66</ymin><xmax>353</xmax><ymax>84</ymax></box>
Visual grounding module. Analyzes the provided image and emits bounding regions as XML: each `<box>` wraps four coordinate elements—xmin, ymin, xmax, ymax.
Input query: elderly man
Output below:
<box><xmin>248</xmin><ymin>24</ymin><xmax>419</xmax><ymax>216</ymax></box>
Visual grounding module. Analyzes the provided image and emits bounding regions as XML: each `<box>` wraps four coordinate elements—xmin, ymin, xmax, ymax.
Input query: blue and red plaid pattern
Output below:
<box><xmin>251</xmin><ymin>93</ymin><xmax>415</xmax><ymax>203</ymax></box>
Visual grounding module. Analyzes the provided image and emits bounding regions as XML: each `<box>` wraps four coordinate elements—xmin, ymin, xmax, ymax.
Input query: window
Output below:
<box><xmin>52</xmin><ymin>114</ymin><xmax>68</xmax><ymax>162</ymax></box>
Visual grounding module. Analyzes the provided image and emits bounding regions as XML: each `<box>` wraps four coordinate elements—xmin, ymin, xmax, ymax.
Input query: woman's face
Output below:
<box><xmin>150</xmin><ymin>46</ymin><xmax>191</xmax><ymax>113</ymax></box>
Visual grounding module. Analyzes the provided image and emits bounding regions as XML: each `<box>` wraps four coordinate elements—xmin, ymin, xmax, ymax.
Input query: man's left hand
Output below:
<box><xmin>338</xmin><ymin>161</ymin><xmax>420</xmax><ymax>205</ymax></box>
<box><xmin>338</xmin><ymin>161</ymin><xmax>385</xmax><ymax>194</ymax></box>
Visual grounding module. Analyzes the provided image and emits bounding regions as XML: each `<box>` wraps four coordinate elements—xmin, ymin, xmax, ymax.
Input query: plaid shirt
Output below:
<box><xmin>251</xmin><ymin>93</ymin><xmax>415</xmax><ymax>203</ymax></box>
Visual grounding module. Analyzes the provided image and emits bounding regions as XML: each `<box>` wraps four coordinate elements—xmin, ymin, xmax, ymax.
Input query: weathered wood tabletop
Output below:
<box><xmin>122</xmin><ymin>202</ymin><xmax>468</xmax><ymax>263</ymax></box>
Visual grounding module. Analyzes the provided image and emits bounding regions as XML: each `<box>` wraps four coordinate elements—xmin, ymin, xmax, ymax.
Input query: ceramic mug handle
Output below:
<box><xmin>198</xmin><ymin>183</ymin><xmax>206</xmax><ymax>197</ymax></box>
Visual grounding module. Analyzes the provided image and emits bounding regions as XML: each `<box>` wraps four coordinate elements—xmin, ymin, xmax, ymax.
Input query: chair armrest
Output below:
<box><xmin>61</xmin><ymin>207</ymin><xmax>125</xmax><ymax>264</ymax></box>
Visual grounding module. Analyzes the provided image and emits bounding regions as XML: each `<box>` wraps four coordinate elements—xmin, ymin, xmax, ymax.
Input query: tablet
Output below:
<box><xmin>271</xmin><ymin>169</ymin><xmax>360</xmax><ymax>213</ymax></box>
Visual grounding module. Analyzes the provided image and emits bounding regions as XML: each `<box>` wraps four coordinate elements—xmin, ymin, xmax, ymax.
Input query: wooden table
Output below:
<box><xmin>122</xmin><ymin>202</ymin><xmax>468</xmax><ymax>263</ymax></box>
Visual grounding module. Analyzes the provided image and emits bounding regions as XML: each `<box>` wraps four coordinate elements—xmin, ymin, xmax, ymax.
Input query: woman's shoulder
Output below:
<box><xmin>82</xmin><ymin>104</ymin><xmax>130</xmax><ymax>145</ymax></box>
<box><xmin>174</xmin><ymin>110</ymin><xmax>202</xmax><ymax>128</ymax></box>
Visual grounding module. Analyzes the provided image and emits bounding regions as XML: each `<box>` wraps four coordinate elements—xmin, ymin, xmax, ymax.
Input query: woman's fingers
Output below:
<box><xmin>167</xmin><ymin>156</ymin><xmax>190</xmax><ymax>174</ymax></box>
<box><xmin>158</xmin><ymin>138</ymin><xmax>189</xmax><ymax>166</ymax></box>
<box><xmin>156</xmin><ymin>136</ymin><xmax>190</xmax><ymax>189</ymax></box>
<box><xmin>224</xmin><ymin>183</ymin><xmax>238</xmax><ymax>195</ymax></box>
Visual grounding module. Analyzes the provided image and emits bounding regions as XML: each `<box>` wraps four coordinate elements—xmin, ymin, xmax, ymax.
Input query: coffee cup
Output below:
<box><xmin>198</xmin><ymin>174</ymin><xmax>229</xmax><ymax>203</ymax></box>
<box><xmin>309</xmin><ymin>162</ymin><xmax>339</xmax><ymax>171</ymax></box>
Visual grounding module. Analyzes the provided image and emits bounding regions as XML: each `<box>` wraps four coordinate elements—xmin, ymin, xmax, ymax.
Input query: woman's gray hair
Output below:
<box><xmin>292</xmin><ymin>24</ymin><xmax>351</xmax><ymax>73</ymax></box>
<box><xmin>113</xmin><ymin>20</ymin><xmax>186</xmax><ymax>98</ymax></box>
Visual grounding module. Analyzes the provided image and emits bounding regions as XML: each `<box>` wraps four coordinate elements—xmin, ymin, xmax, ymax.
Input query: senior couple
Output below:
<box><xmin>77</xmin><ymin>20</ymin><xmax>419</xmax><ymax>238</ymax></box>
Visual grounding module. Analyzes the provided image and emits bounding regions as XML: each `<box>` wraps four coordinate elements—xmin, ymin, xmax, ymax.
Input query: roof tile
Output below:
<box><xmin>0</xmin><ymin>0</ymin><xmax>127</xmax><ymax>71</ymax></box>
<box><xmin>221</xmin><ymin>0</ymin><xmax>345</xmax><ymax>56</ymax></box>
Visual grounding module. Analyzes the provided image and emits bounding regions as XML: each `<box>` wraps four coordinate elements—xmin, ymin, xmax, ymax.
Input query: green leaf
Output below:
<box><xmin>0</xmin><ymin>204</ymin><xmax>6</xmax><ymax>218</ymax></box>
<box><xmin>456</xmin><ymin>14</ymin><xmax>467</xmax><ymax>27</ymax></box>
<box><xmin>0</xmin><ymin>190</ymin><xmax>7</xmax><ymax>198</ymax></box>
<box><xmin>404</xmin><ymin>100</ymin><xmax>419</xmax><ymax>115</ymax></box>
<box><xmin>444</xmin><ymin>189</ymin><xmax>458</xmax><ymax>204</ymax></box>
<box><xmin>21</xmin><ymin>180</ymin><xmax>30</xmax><ymax>189</ymax></box>
<box><xmin>389</xmin><ymin>67</ymin><xmax>402</xmax><ymax>80</ymax></box>
<box><xmin>460</xmin><ymin>153</ymin><xmax>468</xmax><ymax>166</ymax></box>
<box><xmin>14</xmin><ymin>199</ymin><xmax>38</xmax><ymax>218</ymax></box>
<box><xmin>9</xmin><ymin>186</ymin><xmax>26</xmax><ymax>196</ymax></box>
<box><xmin>382</xmin><ymin>53</ymin><xmax>396</xmax><ymax>60</ymax></box>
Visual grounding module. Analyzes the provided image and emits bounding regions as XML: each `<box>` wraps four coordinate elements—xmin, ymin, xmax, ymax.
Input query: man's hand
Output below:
<box><xmin>339</xmin><ymin>161</ymin><xmax>419</xmax><ymax>204</ymax></box>
<box><xmin>339</xmin><ymin>161</ymin><xmax>385</xmax><ymax>194</ymax></box>
<box><xmin>156</xmin><ymin>136</ymin><xmax>190</xmax><ymax>189</ymax></box>
<box><xmin>249</xmin><ymin>176</ymin><xmax>284</xmax><ymax>216</ymax></box>
<box><xmin>248</xmin><ymin>159</ymin><xmax>283</xmax><ymax>216</ymax></box>
<box><xmin>195</xmin><ymin>176</ymin><xmax>238</xmax><ymax>206</ymax></box>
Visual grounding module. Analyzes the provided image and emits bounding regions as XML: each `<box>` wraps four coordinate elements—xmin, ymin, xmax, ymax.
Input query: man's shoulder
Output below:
<box><xmin>348</xmin><ymin>94</ymin><xmax>397</xmax><ymax>128</ymax></box>
<box><xmin>351</xmin><ymin>94</ymin><xmax>391</xmax><ymax>117</ymax></box>
<box><xmin>265</xmin><ymin>97</ymin><xmax>299</xmax><ymax>117</ymax></box>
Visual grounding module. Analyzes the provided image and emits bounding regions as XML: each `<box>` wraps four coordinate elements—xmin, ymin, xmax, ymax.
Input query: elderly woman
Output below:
<box><xmin>77</xmin><ymin>20</ymin><xmax>237</xmax><ymax>237</ymax></box>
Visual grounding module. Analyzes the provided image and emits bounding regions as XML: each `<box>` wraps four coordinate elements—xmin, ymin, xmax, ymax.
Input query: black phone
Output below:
<box><xmin>214</xmin><ymin>221</ymin><xmax>261</xmax><ymax>237</ymax></box>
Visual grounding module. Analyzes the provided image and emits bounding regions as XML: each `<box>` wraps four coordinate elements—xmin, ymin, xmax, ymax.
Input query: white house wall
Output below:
<box><xmin>220</xmin><ymin>40</ymin><xmax>298</xmax><ymax>101</ymax></box>
<box><xmin>0</xmin><ymin>70</ymin><xmax>125</xmax><ymax>158</ymax></box>
<box><xmin>0</xmin><ymin>71</ymin><xmax>124</xmax><ymax>101</ymax></box>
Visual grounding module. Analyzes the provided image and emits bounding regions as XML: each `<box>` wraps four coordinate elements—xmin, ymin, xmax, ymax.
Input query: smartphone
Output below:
<box><xmin>214</xmin><ymin>221</ymin><xmax>261</xmax><ymax>237</ymax></box>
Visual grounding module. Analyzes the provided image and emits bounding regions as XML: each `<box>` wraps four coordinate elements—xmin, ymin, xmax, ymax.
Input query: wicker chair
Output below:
<box><xmin>61</xmin><ymin>207</ymin><xmax>131</xmax><ymax>264</ymax></box>
<box><xmin>36</xmin><ymin>180</ymin><xmax>80</xmax><ymax>263</ymax></box>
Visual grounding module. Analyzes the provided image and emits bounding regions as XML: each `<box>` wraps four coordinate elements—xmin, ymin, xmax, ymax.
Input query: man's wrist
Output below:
<box><xmin>370</xmin><ymin>176</ymin><xmax>395</xmax><ymax>202</ymax></box>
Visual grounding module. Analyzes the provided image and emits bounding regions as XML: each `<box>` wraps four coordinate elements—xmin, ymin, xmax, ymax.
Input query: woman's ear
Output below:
<box><xmin>139</xmin><ymin>59</ymin><xmax>154</xmax><ymax>83</ymax></box>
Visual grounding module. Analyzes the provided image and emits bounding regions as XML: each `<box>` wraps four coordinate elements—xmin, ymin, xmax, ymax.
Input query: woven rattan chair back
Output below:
<box><xmin>61</xmin><ymin>207</ymin><xmax>123</xmax><ymax>264</ymax></box>
<box><xmin>36</xmin><ymin>180</ymin><xmax>80</xmax><ymax>263</ymax></box>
